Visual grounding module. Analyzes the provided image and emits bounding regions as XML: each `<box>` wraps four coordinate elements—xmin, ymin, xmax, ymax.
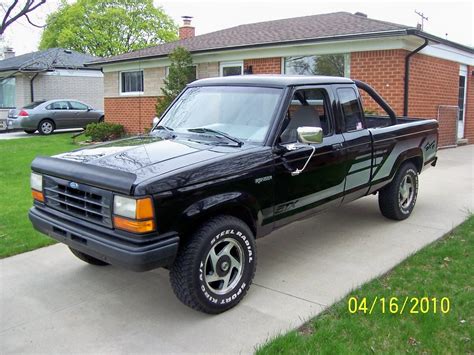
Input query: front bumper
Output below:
<box><xmin>29</xmin><ymin>207</ymin><xmax>179</xmax><ymax>272</ymax></box>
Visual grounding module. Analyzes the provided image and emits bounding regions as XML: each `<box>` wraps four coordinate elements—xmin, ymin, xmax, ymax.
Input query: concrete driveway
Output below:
<box><xmin>1</xmin><ymin>145</ymin><xmax>472</xmax><ymax>354</ymax></box>
<box><xmin>0</xmin><ymin>129</ymin><xmax>82</xmax><ymax>140</ymax></box>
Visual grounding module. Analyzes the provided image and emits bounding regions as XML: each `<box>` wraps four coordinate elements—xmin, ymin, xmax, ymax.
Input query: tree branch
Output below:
<box><xmin>1</xmin><ymin>0</ymin><xmax>46</xmax><ymax>35</ymax></box>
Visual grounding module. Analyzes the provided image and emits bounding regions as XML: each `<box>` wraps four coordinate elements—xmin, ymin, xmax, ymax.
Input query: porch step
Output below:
<box><xmin>457</xmin><ymin>138</ymin><xmax>468</xmax><ymax>146</ymax></box>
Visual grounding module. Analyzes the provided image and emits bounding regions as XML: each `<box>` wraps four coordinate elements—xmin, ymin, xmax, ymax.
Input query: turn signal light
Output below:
<box><xmin>32</xmin><ymin>189</ymin><xmax>44</xmax><ymax>202</ymax></box>
<box><xmin>113</xmin><ymin>216</ymin><xmax>155</xmax><ymax>234</ymax></box>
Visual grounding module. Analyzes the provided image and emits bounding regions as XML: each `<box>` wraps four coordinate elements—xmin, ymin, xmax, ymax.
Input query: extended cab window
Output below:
<box><xmin>280</xmin><ymin>88</ymin><xmax>331</xmax><ymax>144</ymax></box>
<box><xmin>338</xmin><ymin>88</ymin><xmax>364</xmax><ymax>131</ymax></box>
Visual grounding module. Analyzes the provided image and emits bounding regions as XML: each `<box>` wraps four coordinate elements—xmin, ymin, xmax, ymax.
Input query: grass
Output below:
<box><xmin>257</xmin><ymin>216</ymin><xmax>473</xmax><ymax>354</ymax></box>
<box><xmin>0</xmin><ymin>133</ymin><xmax>81</xmax><ymax>258</ymax></box>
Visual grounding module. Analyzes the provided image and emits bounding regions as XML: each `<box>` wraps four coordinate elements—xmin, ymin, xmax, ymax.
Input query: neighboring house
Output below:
<box><xmin>0</xmin><ymin>48</ymin><xmax>104</xmax><ymax>131</ymax></box>
<box><xmin>88</xmin><ymin>12</ymin><xmax>473</xmax><ymax>147</ymax></box>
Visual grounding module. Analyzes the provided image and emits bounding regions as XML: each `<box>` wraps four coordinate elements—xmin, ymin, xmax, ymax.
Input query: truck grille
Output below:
<box><xmin>43</xmin><ymin>175</ymin><xmax>113</xmax><ymax>228</ymax></box>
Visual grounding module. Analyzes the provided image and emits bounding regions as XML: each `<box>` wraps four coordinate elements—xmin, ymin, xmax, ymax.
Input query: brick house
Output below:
<box><xmin>0</xmin><ymin>48</ymin><xmax>103</xmax><ymax>131</ymax></box>
<box><xmin>88</xmin><ymin>12</ymin><xmax>473</xmax><ymax>147</ymax></box>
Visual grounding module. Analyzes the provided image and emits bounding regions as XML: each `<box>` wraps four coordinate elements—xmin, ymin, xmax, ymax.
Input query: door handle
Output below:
<box><xmin>332</xmin><ymin>143</ymin><xmax>343</xmax><ymax>150</ymax></box>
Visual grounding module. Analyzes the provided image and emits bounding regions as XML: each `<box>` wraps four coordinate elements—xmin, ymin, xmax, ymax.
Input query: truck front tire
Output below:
<box><xmin>170</xmin><ymin>215</ymin><xmax>257</xmax><ymax>314</ymax></box>
<box><xmin>378</xmin><ymin>162</ymin><xmax>419</xmax><ymax>220</ymax></box>
<box><xmin>69</xmin><ymin>247</ymin><xmax>109</xmax><ymax>266</ymax></box>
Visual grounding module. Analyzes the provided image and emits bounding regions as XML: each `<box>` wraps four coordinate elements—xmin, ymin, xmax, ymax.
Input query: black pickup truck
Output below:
<box><xmin>29</xmin><ymin>76</ymin><xmax>438</xmax><ymax>313</ymax></box>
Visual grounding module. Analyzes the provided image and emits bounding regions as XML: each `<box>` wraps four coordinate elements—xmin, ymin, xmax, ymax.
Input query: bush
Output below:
<box><xmin>84</xmin><ymin>122</ymin><xmax>125</xmax><ymax>142</ymax></box>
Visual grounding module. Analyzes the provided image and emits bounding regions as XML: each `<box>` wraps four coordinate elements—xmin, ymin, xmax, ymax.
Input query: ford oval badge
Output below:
<box><xmin>69</xmin><ymin>182</ymin><xmax>79</xmax><ymax>189</ymax></box>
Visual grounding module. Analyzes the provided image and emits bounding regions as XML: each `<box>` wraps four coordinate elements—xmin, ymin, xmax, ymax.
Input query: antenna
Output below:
<box><xmin>414</xmin><ymin>10</ymin><xmax>428</xmax><ymax>30</ymax></box>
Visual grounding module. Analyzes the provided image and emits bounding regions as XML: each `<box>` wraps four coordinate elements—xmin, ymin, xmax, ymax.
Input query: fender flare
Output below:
<box><xmin>177</xmin><ymin>191</ymin><xmax>261</xmax><ymax>237</ymax></box>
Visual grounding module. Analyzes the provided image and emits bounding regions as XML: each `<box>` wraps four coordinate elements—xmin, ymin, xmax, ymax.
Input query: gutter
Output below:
<box><xmin>403</xmin><ymin>38</ymin><xmax>429</xmax><ymax>117</ymax></box>
<box><xmin>30</xmin><ymin>72</ymin><xmax>39</xmax><ymax>102</ymax></box>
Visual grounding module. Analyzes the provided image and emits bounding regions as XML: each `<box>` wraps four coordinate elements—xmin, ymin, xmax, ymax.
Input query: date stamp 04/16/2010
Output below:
<box><xmin>348</xmin><ymin>296</ymin><xmax>451</xmax><ymax>315</ymax></box>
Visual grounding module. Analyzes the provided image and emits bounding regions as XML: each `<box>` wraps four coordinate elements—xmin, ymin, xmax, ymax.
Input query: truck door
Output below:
<box><xmin>334</xmin><ymin>86</ymin><xmax>372</xmax><ymax>203</ymax></box>
<box><xmin>272</xmin><ymin>86</ymin><xmax>347</xmax><ymax>227</ymax></box>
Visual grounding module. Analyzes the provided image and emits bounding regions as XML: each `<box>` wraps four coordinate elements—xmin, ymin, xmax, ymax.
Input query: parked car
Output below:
<box><xmin>29</xmin><ymin>76</ymin><xmax>438</xmax><ymax>314</ymax></box>
<box><xmin>8</xmin><ymin>100</ymin><xmax>104</xmax><ymax>135</ymax></box>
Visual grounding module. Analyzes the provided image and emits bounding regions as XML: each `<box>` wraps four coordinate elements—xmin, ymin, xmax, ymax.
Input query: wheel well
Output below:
<box><xmin>180</xmin><ymin>204</ymin><xmax>257</xmax><ymax>241</ymax></box>
<box><xmin>404</xmin><ymin>155</ymin><xmax>423</xmax><ymax>173</ymax></box>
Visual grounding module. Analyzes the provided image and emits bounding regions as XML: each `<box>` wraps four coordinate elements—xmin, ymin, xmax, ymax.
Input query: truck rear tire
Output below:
<box><xmin>69</xmin><ymin>247</ymin><xmax>109</xmax><ymax>266</ymax></box>
<box><xmin>378</xmin><ymin>162</ymin><xmax>418</xmax><ymax>220</ymax></box>
<box><xmin>170</xmin><ymin>215</ymin><xmax>257</xmax><ymax>314</ymax></box>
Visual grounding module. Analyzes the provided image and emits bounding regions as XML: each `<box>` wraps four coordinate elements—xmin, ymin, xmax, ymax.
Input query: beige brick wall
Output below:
<box><xmin>15</xmin><ymin>74</ymin><xmax>31</xmax><ymax>107</ymax></box>
<box><xmin>197</xmin><ymin>62</ymin><xmax>219</xmax><ymax>79</ymax></box>
<box><xmin>33</xmin><ymin>72</ymin><xmax>104</xmax><ymax>109</ymax></box>
<box><xmin>105</xmin><ymin>67</ymin><xmax>166</xmax><ymax>98</ymax></box>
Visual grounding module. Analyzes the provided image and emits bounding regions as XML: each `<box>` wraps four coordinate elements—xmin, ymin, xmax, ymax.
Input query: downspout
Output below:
<box><xmin>30</xmin><ymin>73</ymin><xmax>39</xmax><ymax>102</ymax></box>
<box><xmin>403</xmin><ymin>39</ymin><xmax>429</xmax><ymax>116</ymax></box>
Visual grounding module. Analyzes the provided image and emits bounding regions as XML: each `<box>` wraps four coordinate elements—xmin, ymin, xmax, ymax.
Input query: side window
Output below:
<box><xmin>69</xmin><ymin>101</ymin><xmax>88</xmax><ymax>110</ymax></box>
<box><xmin>338</xmin><ymin>88</ymin><xmax>364</xmax><ymax>131</ymax></box>
<box><xmin>47</xmin><ymin>101</ymin><xmax>69</xmax><ymax>110</ymax></box>
<box><xmin>280</xmin><ymin>88</ymin><xmax>331</xmax><ymax>144</ymax></box>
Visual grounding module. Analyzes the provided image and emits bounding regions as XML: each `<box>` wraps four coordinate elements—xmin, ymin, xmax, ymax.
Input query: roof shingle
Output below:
<box><xmin>0</xmin><ymin>48</ymin><xmax>99</xmax><ymax>73</ymax></box>
<box><xmin>89</xmin><ymin>12</ymin><xmax>411</xmax><ymax>65</ymax></box>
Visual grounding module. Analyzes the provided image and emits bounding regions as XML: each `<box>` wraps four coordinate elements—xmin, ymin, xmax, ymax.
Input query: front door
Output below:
<box><xmin>68</xmin><ymin>101</ymin><xmax>92</xmax><ymax>127</ymax></box>
<box><xmin>458</xmin><ymin>65</ymin><xmax>468</xmax><ymax>139</ymax></box>
<box><xmin>273</xmin><ymin>86</ymin><xmax>347</xmax><ymax>227</ymax></box>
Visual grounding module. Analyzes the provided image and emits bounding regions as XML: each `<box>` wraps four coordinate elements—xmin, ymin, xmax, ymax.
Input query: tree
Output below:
<box><xmin>39</xmin><ymin>0</ymin><xmax>177</xmax><ymax>57</ymax></box>
<box><xmin>156</xmin><ymin>47</ymin><xmax>195</xmax><ymax>117</ymax></box>
<box><xmin>1</xmin><ymin>0</ymin><xmax>46</xmax><ymax>35</ymax></box>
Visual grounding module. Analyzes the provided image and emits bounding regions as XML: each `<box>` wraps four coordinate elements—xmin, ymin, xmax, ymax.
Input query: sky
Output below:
<box><xmin>3</xmin><ymin>0</ymin><xmax>473</xmax><ymax>56</ymax></box>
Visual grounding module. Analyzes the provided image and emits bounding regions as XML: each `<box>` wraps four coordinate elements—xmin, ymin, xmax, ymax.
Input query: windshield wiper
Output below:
<box><xmin>151</xmin><ymin>125</ymin><xmax>176</xmax><ymax>139</ymax></box>
<box><xmin>187</xmin><ymin>128</ymin><xmax>244</xmax><ymax>147</ymax></box>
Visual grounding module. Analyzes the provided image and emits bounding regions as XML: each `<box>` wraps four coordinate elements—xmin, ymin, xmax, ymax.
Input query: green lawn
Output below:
<box><xmin>257</xmin><ymin>216</ymin><xmax>473</xmax><ymax>354</ymax></box>
<box><xmin>0</xmin><ymin>133</ymin><xmax>81</xmax><ymax>257</ymax></box>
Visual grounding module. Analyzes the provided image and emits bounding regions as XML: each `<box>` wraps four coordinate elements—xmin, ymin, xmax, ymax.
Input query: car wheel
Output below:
<box><xmin>38</xmin><ymin>119</ymin><xmax>55</xmax><ymax>135</ymax></box>
<box><xmin>170</xmin><ymin>215</ymin><xmax>257</xmax><ymax>314</ymax></box>
<box><xmin>98</xmin><ymin>116</ymin><xmax>104</xmax><ymax>123</ymax></box>
<box><xmin>69</xmin><ymin>247</ymin><xmax>109</xmax><ymax>266</ymax></box>
<box><xmin>378</xmin><ymin>162</ymin><xmax>419</xmax><ymax>220</ymax></box>
<box><xmin>24</xmin><ymin>130</ymin><xmax>36</xmax><ymax>134</ymax></box>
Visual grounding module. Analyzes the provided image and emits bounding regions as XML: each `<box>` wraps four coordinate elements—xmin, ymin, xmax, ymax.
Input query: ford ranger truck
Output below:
<box><xmin>29</xmin><ymin>76</ymin><xmax>438</xmax><ymax>314</ymax></box>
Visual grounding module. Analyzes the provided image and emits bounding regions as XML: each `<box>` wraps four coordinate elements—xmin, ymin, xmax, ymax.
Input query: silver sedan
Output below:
<box><xmin>7</xmin><ymin>99</ymin><xmax>104</xmax><ymax>135</ymax></box>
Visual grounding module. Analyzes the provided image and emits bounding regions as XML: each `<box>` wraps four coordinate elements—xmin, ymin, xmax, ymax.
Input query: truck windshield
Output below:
<box><xmin>156</xmin><ymin>86</ymin><xmax>283</xmax><ymax>144</ymax></box>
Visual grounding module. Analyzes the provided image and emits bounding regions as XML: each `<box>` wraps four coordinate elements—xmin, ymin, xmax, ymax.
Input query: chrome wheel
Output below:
<box><xmin>399</xmin><ymin>174</ymin><xmax>414</xmax><ymax>209</ymax></box>
<box><xmin>40</xmin><ymin>121</ymin><xmax>53</xmax><ymax>134</ymax></box>
<box><xmin>204</xmin><ymin>238</ymin><xmax>244</xmax><ymax>295</ymax></box>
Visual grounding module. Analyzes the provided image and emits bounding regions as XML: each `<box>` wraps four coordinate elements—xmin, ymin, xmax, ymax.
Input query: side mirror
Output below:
<box><xmin>297</xmin><ymin>126</ymin><xmax>323</xmax><ymax>145</ymax></box>
<box><xmin>152</xmin><ymin>116</ymin><xmax>159</xmax><ymax>125</ymax></box>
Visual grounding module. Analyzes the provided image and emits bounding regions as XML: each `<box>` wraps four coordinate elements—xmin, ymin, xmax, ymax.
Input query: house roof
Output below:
<box><xmin>0</xmin><ymin>48</ymin><xmax>99</xmax><ymax>73</ymax></box>
<box><xmin>88</xmin><ymin>11</ymin><xmax>473</xmax><ymax>66</ymax></box>
<box><xmin>189</xmin><ymin>75</ymin><xmax>353</xmax><ymax>87</ymax></box>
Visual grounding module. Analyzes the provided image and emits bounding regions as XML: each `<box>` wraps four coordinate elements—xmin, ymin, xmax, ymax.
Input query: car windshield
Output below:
<box><xmin>156</xmin><ymin>86</ymin><xmax>283</xmax><ymax>144</ymax></box>
<box><xmin>23</xmin><ymin>101</ymin><xmax>45</xmax><ymax>109</ymax></box>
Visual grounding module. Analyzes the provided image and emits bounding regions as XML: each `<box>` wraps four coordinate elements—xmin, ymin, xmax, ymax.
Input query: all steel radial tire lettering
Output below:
<box><xmin>169</xmin><ymin>215</ymin><xmax>257</xmax><ymax>314</ymax></box>
<box><xmin>378</xmin><ymin>162</ymin><xmax>419</xmax><ymax>220</ymax></box>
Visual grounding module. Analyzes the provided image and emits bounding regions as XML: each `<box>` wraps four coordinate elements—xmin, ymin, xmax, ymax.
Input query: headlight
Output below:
<box><xmin>114</xmin><ymin>195</ymin><xmax>137</xmax><ymax>219</ymax></box>
<box><xmin>30</xmin><ymin>172</ymin><xmax>43</xmax><ymax>191</ymax></box>
<box><xmin>113</xmin><ymin>196</ymin><xmax>155</xmax><ymax>233</ymax></box>
<box><xmin>30</xmin><ymin>172</ymin><xmax>44</xmax><ymax>202</ymax></box>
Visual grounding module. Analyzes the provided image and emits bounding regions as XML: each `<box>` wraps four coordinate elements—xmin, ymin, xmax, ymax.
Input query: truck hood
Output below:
<box><xmin>35</xmin><ymin>135</ymin><xmax>263</xmax><ymax>194</ymax></box>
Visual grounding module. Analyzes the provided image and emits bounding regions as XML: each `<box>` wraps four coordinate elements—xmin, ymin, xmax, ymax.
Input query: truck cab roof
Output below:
<box><xmin>189</xmin><ymin>75</ymin><xmax>354</xmax><ymax>88</ymax></box>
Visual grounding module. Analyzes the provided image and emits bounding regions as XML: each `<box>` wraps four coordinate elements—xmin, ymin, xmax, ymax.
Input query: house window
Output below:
<box><xmin>0</xmin><ymin>77</ymin><xmax>15</xmax><ymax>108</ymax></box>
<box><xmin>121</xmin><ymin>70</ymin><xmax>144</xmax><ymax>94</ymax></box>
<box><xmin>284</xmin><ymin>54</ymin><xmax>349</xmax><ymax>77</ymax></box>
<box><xmin>220</xmin><ymin>61</ymin><xmax>243</xmax><ymax>76</ymax></box>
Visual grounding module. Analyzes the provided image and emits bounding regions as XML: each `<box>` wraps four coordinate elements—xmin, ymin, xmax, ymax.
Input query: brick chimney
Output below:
<box><xmin>179</xmin><ymin>16</ymin><xmax>195</xmax><ymax>40</ymax></box>
<box><xmin>4</xmin><ymin>47</ymin><xmax>15</xmax><ymax>59</ymax></box>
